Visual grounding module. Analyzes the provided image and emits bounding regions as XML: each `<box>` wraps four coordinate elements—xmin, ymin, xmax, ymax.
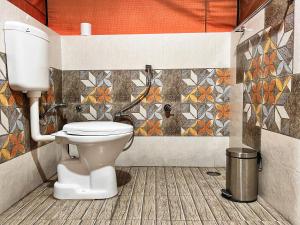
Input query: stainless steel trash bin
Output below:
<box><xmin>222</xmin><ymin>148</ymin><xmax>260</xmax><ymax>202</ymax></box>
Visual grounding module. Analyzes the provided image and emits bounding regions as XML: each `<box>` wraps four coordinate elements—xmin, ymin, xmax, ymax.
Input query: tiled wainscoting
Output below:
<box><xmin>62</xmin><ymin>69</ymin><xmax>230</xmax><ymax>137</ymax></box>
<box><xmin>236</xmin><ymin>1</ymin><xmax>297</xmax><ymax>149</ymax></box>
<box><xmin>0</xmin><ymin>52</ymin><xmax>63</xmax><ymax>164</ymax></box>
<box><xmin>0</xmin><ymin>167</ymin><xmax>291</xmax><ymax>225</ymax></box>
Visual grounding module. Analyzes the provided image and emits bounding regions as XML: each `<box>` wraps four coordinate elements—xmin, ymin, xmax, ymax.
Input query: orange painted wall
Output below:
<box><xmin>47</xmin><ymin>0</ymin><xmax>237</xmax><ymax>35</ymax></box>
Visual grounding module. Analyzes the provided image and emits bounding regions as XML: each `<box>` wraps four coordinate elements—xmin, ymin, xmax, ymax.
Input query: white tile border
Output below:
<box><xmin>115</xmin><ymin>136</ymin><xmax>229</xmax><ymax>167</ymax></box>
<box><xmin>61</xmin><ymin>32</ymin><xmax>231</xmax><ymax>70</ymax></box>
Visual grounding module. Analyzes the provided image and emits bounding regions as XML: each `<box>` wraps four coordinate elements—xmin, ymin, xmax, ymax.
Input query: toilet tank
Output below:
<box><xmin>4</xmin><ymin>21</ymin><xmax>49</xmax><ymax>92</ymax></box>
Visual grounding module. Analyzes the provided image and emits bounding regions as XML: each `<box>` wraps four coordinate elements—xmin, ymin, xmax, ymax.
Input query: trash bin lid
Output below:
<box><xmin>226</xmin><ymin>148</ymin><xmax>258</xmax><ymax>159</ymax></box>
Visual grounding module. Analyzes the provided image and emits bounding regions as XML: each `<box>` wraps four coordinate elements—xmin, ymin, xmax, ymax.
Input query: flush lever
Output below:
<box><xmin>164</xmin><ymin>104</ymin><xmax>174</xmax><ymax>118</ymax></box>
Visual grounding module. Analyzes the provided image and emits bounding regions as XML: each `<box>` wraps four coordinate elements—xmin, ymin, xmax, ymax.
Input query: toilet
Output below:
<box><xmin>4</xmin><ymin>21</ymin><xmax>134</xmax><ymax>200</ymax></box>
<box><xmin>54</xmin><ymin>121</ymin><xmax>133</xmax><ymax>199</ymax></box>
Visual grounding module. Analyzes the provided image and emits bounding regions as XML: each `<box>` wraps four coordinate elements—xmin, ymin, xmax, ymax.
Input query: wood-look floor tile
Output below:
<box><xmin>199</xmin><ymin>221</ymin><xmax>218</xmax><ymax>225</ymax></box>
<box><xmin>67</xmin><ymin>201</ymin><xmax>93</xmax><ymax>220</ymax></box>
<box><xmin>111</xmin><ymin>196</ymin><xmax>131</xmax><ymax>220</ymax></box>
<box><xmin>48</xmin><ymin>220</ymin><xmax>68</xmax><ymax>225</ymax></box>
<box><xmin>220</xmin><ymin>221</ymin><xmax>248</xmax><ymax>225</ymax></box>
<box><xmin>213</xmin><ymin>194</ymin><xmax>245</xmax><ymax>222</ymax></box>
<box><xmin>80</xmin><ymin>220</ymin><xmax>97</xmax><ymax>225</ymax></box>
<box><xmin>125</xmin><ymin>219</ymin><xmax>141</xmax><ymax>225</ymax></box>
<box><xmin>117</xmin><ymin>167</ymin><xmax>131</xmax><ymax>195</ymax></box>
<box><xmin>199</xmin><ymin>168</ymin><xmax>219</xmax><ymax>180</ymax></box>
<box><xmin>94</xmin><ymin>220</ymin><xmax>111</xmax><ymax>225</ymax></box>
<box><xmin>40</xmin><ymin>200</ymin><xmax>79</xmax><ymax>221</ymax></box>
<box><xmin>247</xmin><ymin>202</ymin><xmax>276</xmax><ymax>221</ymax></box>
<box><xmin>33</xmin><ymin>219</ymin><xmax>51</xmax><ymax>225</ymax></box>
<box><xmin>180</xmin><ymin>196</ymin><xmax>200</xmax><ymax>221</ymax></box>
<box><xmin>192</xmin><ymin>195</ymin><xmax>215</xmax><ymax>222</ymax></box>
<box><xmin>168</xmin><ymin>196</ymin><xmax>185</xmax><ymax>221</ymax></box>
<box><xmin>204</xmin><ymin>195</ymin><xmax>231</xmax><ymax>222</ymax></box>
<box><xmin>0</xmin><ymin>167</ymin><xmax>291</xmax><ymax>225</ymax></box>
<box><xmin>181</xmin><ymin>169</ymin><xmax>198</xmax><ymax>186</ymax></box>
<box><xmin>185</xmin><ymin>221</ymin><xmax>203</xmax><ymax>225</ymax></box>
<box><xmin>63</xmin><ymin>220</ymin><xmax>82</xmax><ymax>225</ymax></box>
<box><xmin>261</xmin><ymin>222</ymin><xmax>281</xmax><ymax>225</ymax></box>
<box><xmin>245</xmin><ymin>221</ymin><xmax>263</xmax><ymax>225</ymax></box>
<box><xmin>276</xmin><ymin>222</ymin><xmax>292</xmax><ymax>225</ymax></box>
<box><xmin>144</xmin><ymin>167</ymin><xmax>155</xmax><ymax>196</ymax></box>
<box><xmin>189</xmin><ymin>168</ymin><xmax>205</xmax><ymax>180</ymax></box>
<box><xmin>165</xmin><ymin>167</ymin><xmax>179</xmax><ymax>196</ymax></box>
<box><xmin>189</xmin><ymin>169</ymin><xmax>214</xmax><ymax>196</ymax></box>
<box><xmin>172</xmin><ymin>221</ymin><xmax>187</xmax><ymax>225</ymax></box>
<box><xmin>233</xmin><ymin>203</ymin><xmax>261</xmax><ymax>222</ymax></box>
<box><xmin>155</xmin><ymin>167</ymin><xmax>167</xmax><ymax>196</ymax></box>
<box><xmin>156</xmin><ymin>195</ymin><xmax>170</xmax><ymax>221</ymax></box>
<box><xmin>127</xmin><ymin>195</ymin><xmax>143</xmax><ymax>220</ymax></box>
<box><xmin>156</xmin><ymin>221</ymin><xmax>171</xmax><ymax>225</ymax></box>
<box><xmin>82</xmin><ymin>200</ymin><xmax>105</xmax><ymax>220</ymax></box>
<box><xmin>97</xmin><ymin>197</ymin><xmax>119</xmax><ymax>220</ymax></box>
<box><xmin>132</xmin><ymin>167</ymin><xmax>147</xmax><ymax>196</ymax></box>
<box><xmin>256</xmin><ymin>200</ymin><xmax>290</xmax><ymax>224</ymax></box>
<box><xmin>5</xmin><ymin>195</ymin><xmax>50</xmax><ymax>225</ymax></box>
<box><xmin>141</xmin><ymin>220</ymin><xmax>155</xmax><ymax>225</ymax></box>
<box><xmin>142</xmin><ymin>196</ymin><xmax>156</xmax><ymax>220</ymax></box>
<box><xmin>121</xmin><ymin>168</ymin><xmax>139</xmax><ymax>196</ymax></box>
<box><xmin>110</xmin><ymin>220</ymin><xmax>126</xmax><ymax>225</ymax></box>
<box><xmin>19</xmin><ymin>197</ymin><xmax>56</xmax><ymax>225</ymax></box>
<box><xmin>173</xmin><ymin>168</ymin><xmax>190</xmax><ymax>196</ymax></box>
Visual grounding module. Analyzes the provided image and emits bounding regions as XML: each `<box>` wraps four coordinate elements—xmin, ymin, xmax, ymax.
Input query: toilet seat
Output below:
<box><xmin>63</xmin><ymin>121</ymin><xmax>133</xmax><ymax>136</ymax></box>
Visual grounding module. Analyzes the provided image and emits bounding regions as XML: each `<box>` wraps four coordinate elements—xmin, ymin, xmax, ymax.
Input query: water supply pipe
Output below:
<box><xmin>28</xmin><ymin>91</ymin><xmax>55</xmax><ymax>142</ymax></box>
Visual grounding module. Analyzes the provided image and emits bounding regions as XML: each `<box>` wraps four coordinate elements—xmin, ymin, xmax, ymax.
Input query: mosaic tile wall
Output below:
<box><xmin>0</xmin><ymin>52</ymin><xmax>63</xmax><ymax>163</ymax></box>
<box><xmin>237</xmin><ymin>0</ymin><xmax>298</xmax><ymax>149</ymax></box>
<box><xmin>62</xmin><ymin>68</ymin><xmax>231</xmax><ymax>137</ymax></box>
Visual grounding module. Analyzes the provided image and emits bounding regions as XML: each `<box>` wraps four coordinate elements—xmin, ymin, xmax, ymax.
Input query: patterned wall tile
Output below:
<box><xmin>0</xmin><ymin>54</ymin><xmax>63</xmax><ymax>164</ymax></box>
<box><xmin>111</xmin><ymin>70</ymin><xmax>132</xmax><ymax>103</ymax></box>
<box><xmin>80</xmin><ymin>70</ymin><xmax>112</xmax><ymax>104</ymax></box>
<box><xmin>238</xmin><ymin>0</ymin><xmax>296</xmax><ymax>148</ymax></box>
<box><xmin>0</xmin><ymin>53</ymin><xmax>7</xmax><ymax>81</ymax></box>
<box><xmin>62</xmin><ymin>68</ymin><xmax>231</xmax><ymax>137</ymax></box>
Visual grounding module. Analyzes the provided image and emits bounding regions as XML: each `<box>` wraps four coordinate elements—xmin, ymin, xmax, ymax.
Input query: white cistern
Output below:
<box><xmin>4</xmin><ymin>21</ymin><xmax>55</xmax><ymax>142</ymax></box>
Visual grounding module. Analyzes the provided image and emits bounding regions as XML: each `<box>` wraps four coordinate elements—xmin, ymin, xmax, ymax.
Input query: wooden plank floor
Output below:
<box><xmin>0</xmin><ymin>167</ymin><xmax>291</xmax><ymax>225</ymax></box>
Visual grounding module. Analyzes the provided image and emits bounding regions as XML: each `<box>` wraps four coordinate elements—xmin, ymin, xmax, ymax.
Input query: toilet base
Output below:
<box><xmin>54</xmin><ymin>159</ymin><xmax>118</xmax><ymax>199</ymax></box>
<box><xmin>53</xmin><ymin>182</ymin><xmax>118</xmax><ymax>199</ymax></box>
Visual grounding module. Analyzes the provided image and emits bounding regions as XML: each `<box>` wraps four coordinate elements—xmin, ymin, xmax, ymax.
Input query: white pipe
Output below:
<box><xmin>29</xmin><ymin>94</ymin><xmax>55</xmax><ymax>142</ymax></box>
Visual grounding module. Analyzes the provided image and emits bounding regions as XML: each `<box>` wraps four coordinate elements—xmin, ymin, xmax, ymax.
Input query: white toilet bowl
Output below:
<box><xmin>53</xmin><ymin>121</ymin><xmax>133</xmax><ymax>199</ymax></box>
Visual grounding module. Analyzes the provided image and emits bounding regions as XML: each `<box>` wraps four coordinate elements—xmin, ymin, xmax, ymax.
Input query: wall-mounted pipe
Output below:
<box><xmin>28</xmin><ymin>91</ymin><xmax>55</xmax><ymax>142</ymax></box>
